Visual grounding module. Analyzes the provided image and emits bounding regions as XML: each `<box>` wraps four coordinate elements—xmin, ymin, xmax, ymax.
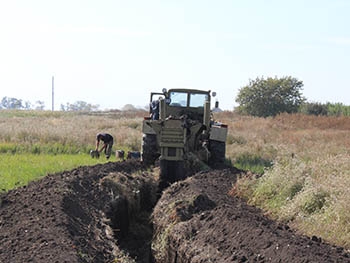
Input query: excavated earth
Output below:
<box><xmin>0</xmin><ymin>160</ymin><xmax>349</xmax><ymax>263</ymax></box>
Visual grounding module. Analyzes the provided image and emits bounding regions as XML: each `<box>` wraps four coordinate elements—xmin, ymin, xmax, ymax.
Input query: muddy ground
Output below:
<box><xmin>0</xmin><ymin>160</ymin><xmax>349</xmax><ymax>262</ymax></box>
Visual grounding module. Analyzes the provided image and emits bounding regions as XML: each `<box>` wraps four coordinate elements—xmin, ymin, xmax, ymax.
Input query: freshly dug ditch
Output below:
<box><xmin>0</xmin><ymin>160</ymin><xmax>349</xmax><ymax>262</ymax></box>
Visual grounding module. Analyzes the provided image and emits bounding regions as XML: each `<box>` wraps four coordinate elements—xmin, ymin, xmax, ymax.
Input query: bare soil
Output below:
<box><xmin>0</xmin><ymin>161</ymin><xmax>349</xmax><ymax>262</ymax></box>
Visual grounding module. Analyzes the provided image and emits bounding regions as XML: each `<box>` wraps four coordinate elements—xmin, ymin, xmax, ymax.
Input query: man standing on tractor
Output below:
<box><xmin>95</xmin><ymin>133</ymin><xmax>114</xmax><ymax>159</ymax></box>
<box><xmin>150</xmin><ymin>97</ymin><xmax>160</xmax><ymax>120</ymax></box>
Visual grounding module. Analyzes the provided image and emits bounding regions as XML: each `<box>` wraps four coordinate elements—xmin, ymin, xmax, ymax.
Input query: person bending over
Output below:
<box><xmin>96</xmin><ymin>133</ymin><xmax>114</xmax><ymax>159</ymax></box>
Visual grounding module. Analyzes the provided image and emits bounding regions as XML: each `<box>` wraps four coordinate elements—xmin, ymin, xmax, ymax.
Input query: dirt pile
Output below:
<box><xmin>0</xmin><ymin>161</ymin><xmax>150</xmax><ymax>263</ymax></box>
<box><xmin>152</xmin><ymin>168</ymin><xmax>350</xmax><ymax>262</ymax></box>
<box><xmin>1</xmin><ymin>161</ymin><xmax>349</xmax><ymax>262</ymax></box>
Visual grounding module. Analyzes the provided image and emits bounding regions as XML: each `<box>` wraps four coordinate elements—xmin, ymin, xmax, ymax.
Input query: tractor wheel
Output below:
<box><xmin>209</xmin><ymin>140</ymin><xmax>226</xmax><ymax>165</ymax></box>
<box><xmin>141</xmin><ymin>134</ymin><xmax>159</xmax><ymax>166</ymax></box>
<box><xmin>159</xmin><ymin>160</ymin><xmax>185</xmax><ymax>191</ymax></box>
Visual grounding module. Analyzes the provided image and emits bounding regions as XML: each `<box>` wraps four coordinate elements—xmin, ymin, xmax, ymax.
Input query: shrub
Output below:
<box><xmin>299</xmin><ymin>102</ymin><xmax>328</xmax><ymax>116</ymax></box>
<box><xmin>301</xmin><ymin>190</ymin><xmax>329</xmax><ymax>214</ymax></box>
<box><xmin>327</xmin><ymin>103</ymin><xmax>350</xmax><ymax>116</ymax></box>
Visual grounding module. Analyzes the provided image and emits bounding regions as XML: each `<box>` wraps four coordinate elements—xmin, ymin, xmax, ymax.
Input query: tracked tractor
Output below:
<box><xmin>141</xmin><ymin>88</ymin><xmax>228</xmax><ymax>188</ymax></box>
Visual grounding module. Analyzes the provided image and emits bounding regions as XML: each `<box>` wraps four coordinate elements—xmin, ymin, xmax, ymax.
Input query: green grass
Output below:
<box><xmin>0</xmin><ymin>153</ymin><xmax>110</xmax><ymax>192</ymax></box>
<box><xmin>0</xmin><ymin>142</ymin><xmax>93</xmax><ymax>155</ymax></box>
<box><xmin>234</xmin><ymin>153</ymin><xmax>272</xmax><ymax>175</ymax></box>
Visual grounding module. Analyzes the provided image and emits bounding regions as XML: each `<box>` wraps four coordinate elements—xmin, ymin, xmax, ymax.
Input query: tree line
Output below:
<box><xmin>1</xmin><ymin>77</ymin><xmax>349</xmax><ymax>116</ymax></box>
<box><xmin>0</xmin><ymin>97</ymin><xmax>145</xmax><ymax>112</ymax></box>
<box><xmin>0</xmin><ymin>97</ymin><xmax>45</xmax><ymax>110</ymax></box>
<box><xmin>235</xmin><ymin>76</ymin><xmax>350</xmax><ymax>117</ymax></box>
<box><xmin>0</xmin><ymin>97</ymin><xmax>100</xmax><ymax>112</ymax></box>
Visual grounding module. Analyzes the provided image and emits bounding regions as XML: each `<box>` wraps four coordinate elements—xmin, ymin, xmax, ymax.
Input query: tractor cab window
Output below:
<box><xmin>189</xmin><ymin>93</ymin><xmax>208</xmax><ymax>108</ymax></box>
<box><xmin>169</xmin><ymin>92</ymin><xmax>187</xmax><ymax>107</ymax></box>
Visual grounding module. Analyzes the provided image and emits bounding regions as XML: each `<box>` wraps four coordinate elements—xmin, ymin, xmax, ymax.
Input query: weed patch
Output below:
<box><xmin>234</xmin><ymin>153</ymin><xmax>272</xmax><ymax>175</ymax></box>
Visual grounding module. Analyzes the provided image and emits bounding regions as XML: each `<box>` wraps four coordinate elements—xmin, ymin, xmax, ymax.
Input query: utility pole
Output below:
<box><xmin>52</xmin><ymin>76</ymin><xmax>54</xmax><ymax>111</ymax></box>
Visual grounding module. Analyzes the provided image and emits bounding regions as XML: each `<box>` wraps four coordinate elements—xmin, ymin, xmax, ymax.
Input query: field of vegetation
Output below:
<box><xmin>221</xmin><ymin>112</ymin><xmax>350</xmax><ymax>249</ymax></box>
<box><xmin>0</xmin><ymin>110</ymin><xmax>144</xmax><ymax>191</ymax></box>
<box><xmin>0</xmin><ymin>109</ymin><xmax>349</xmax><ymax>249</ymax></box>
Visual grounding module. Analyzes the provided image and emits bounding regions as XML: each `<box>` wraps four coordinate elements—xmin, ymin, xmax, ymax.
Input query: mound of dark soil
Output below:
<box><xmin>1</xmin><ymin>162</ymin><xmax>349</xmax><ymax>263</ymax></box>
<box><xmin>0</xmin><ymin>160</ymin><xmax>148</xmax><ymax>263</ymax></box>
<box><xmin>152</xmin><ymin>168</ymin><xmax>350</xmax><ymax>262</ymax></box>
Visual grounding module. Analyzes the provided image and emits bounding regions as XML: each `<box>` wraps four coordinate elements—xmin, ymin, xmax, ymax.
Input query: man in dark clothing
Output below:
<box><xmin>95</xmin><ymin>133</ymin><xmax>114</xmax><ymax>159</ymax></box>
<box><xmin>150</xmin><ymin>98</ymin><xmax>160</xmax><ymax>120</ymax></box>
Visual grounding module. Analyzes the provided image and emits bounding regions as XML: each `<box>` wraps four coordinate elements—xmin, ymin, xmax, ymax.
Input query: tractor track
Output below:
<box><xmin>0</xmin><ymin>161</ymin><xmax>349</xmax><ymax>262</ymax></box>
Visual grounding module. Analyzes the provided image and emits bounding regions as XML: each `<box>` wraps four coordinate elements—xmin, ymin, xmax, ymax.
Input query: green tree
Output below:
<box><xmin>236</xmin><ymin>76</ymin><xmax>305</xmax><ymax>117</ymax></box>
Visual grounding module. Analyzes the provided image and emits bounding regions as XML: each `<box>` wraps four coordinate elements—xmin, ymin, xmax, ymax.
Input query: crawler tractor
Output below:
<box><xmin>141</xmin><ymin>88</ymin><xmax>228</xmax><ymax>187</ymax></box>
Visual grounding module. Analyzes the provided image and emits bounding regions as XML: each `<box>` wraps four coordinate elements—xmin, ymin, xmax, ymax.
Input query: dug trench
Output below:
<box><xmin>0</xmin><ymin>160</ymin><xmax>349</xmax><ymax>263</ymax></box>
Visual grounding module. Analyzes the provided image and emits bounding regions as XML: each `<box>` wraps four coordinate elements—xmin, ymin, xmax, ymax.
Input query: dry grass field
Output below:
<box><xmin>0</xmin><ymin>109</ymin><xmax>349</xmax><ymax>249</ymax></box>
<box><xmin>0</xmin><ymin>110</ymin><xmax>145</xmax><ymax>154</ymax></box>
<box><xmin>219</xmin><ymin>111</ymin><xmax>350</xmax><ymax>249</ymax></box>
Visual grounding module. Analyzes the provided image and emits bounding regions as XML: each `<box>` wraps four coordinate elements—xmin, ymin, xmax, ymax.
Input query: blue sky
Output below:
<box><xmin>0</xmin><ymin>0</ymin><xmax>349</xmax><ymax>110</ymax></box>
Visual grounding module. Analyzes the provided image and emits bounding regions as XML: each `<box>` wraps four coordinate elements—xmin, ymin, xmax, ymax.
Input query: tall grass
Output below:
<box><xmin>217</xmin><ymin>111</ymin><xmax>350</xmax><ymax>249</ymax></box>
<box><xmin>0</xmin><ymin>110</ymin><xmax>145</xmax><ymax>152</ymax></box>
